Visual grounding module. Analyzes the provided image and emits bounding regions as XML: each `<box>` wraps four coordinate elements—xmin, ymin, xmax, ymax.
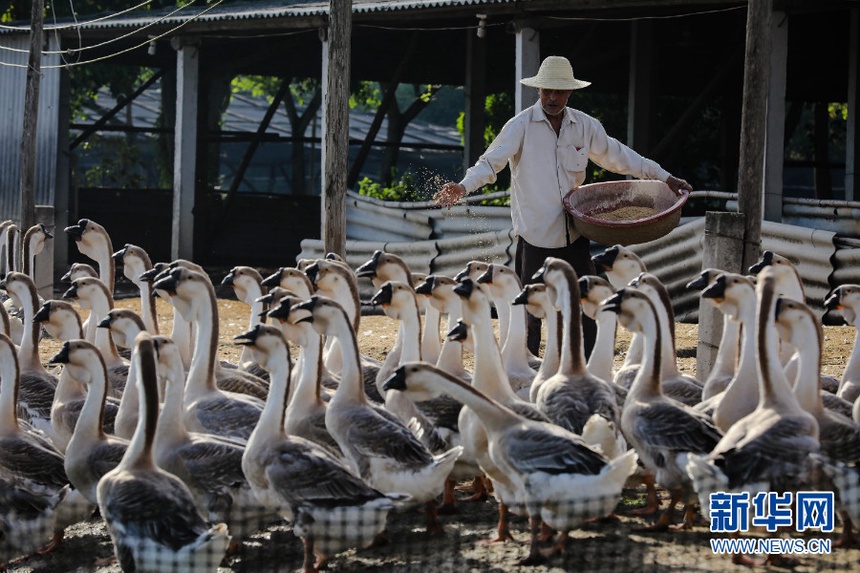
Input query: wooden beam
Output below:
<box><xmin>627</xmin><ymin>20</ymin><xmax>654</xmax><ymax>153</ymax></box>
<box><xmin>346</xmin><ymin>34</ymin><xmax>419</xmax><ymax>190</ymax></box>
<box><xmin>738</xmin><ymin>0</ymin><xmax>772</xmax><ymax>272</ymax></box>
<box><xmin>764</xmin><ymin>10</ymin><xmax>787</xmax><ymax>222</ymax></box>
<box><xmin>20</xmin><ymin>0</ymin><xmax>43</xmax><ymax>231</ymax></box>
<box><xmin>69</xmin><ymin>70</ymin><xmax>165</xmax><ymax>150</ymax></box>
<box><xmin>321</xmin><ymin>0</ymin><xmax>351</xmax><ymax>258</ymax></box>
<box><xmin>171</xmin><ymin>39</ymin><xmax>200</xmax><ymax>261</ymax></box>
<box><xmin>814</xmin><ymin>102</ymin><xmax>832</xmax><ymax>200</ymax></box>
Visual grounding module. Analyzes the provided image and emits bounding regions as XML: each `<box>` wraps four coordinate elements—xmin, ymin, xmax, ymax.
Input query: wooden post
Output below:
<box><xmin>764</xmin><ymin>10</ymin><xmax>787</xmax><ymax>221</ymax></box>
<box><xmin>627</xmin><ymin>20</ymin><xmax>654</xmax><ymax>153</ymax></box>
<box><xmin>514</xmin><ymin>24</ymin><xmax>540</xmax><ymax>113</ymax></box>
<box><xmin>20</xmin><ymin>0</ymin><xmax>43</xmax><ymax>231</ymax></box>
<box><xmin>697</xmin><ymin>212</ymin><xmax>745</xmax><ymax>380</ymax></box>
<box><xmin>321</xmin><ymin>1</ymin><xmax>351</xmax><ymax>259</ymax></box>
<box><xmin>464</xmin><ymin>29</ymin><xmax>488</xmax><ymax>172</ymax></box>
<box><xmin>737</xmin><ymin>0</ymin><xmax>772</xmax><ymax>272</ymax></box>
<box><xmin>171</xmin><ymin>38</ymin><xmax>199</xmax><ymax>261</ymax></box>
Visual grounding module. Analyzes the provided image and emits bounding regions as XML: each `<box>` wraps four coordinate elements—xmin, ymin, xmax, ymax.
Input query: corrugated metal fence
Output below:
<box><xmin>301</xmin><ymin>191</ymin><xmax>860</xmax><ymax>320</ymax></box>
<box><xmin>0</xmin><ymin>36</ymin><xmax>61</xmax><ymax>221</ymax></box>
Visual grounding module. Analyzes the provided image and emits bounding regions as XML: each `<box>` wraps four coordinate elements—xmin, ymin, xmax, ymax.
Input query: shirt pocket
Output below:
<box><xmin>562</xmin><ymin>144</ymin><xmax>589</xmax><ymax>173</ymax></box>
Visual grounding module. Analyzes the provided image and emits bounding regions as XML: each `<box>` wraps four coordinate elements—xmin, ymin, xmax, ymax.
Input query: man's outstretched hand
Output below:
<box><xmin>434</xmin><ymin>182</ymin><xmax>466</xmax><ymax>208</ymax></box>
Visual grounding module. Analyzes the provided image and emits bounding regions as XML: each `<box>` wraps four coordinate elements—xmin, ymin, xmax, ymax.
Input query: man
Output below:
<box><xmin>434</xmin><ymin>55</ymin><xmax>692</xmax><ymax>357</ymax></box>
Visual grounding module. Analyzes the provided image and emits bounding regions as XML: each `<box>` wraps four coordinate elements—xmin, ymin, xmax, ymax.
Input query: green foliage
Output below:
<box><xmin>350</xmin><ymin>82</ymin><xmax>381</xmax><ymax>111</ymax></box>
<box><xmin>79</xmin><ymin>134</ymin><xmax>145</xmax><ymax>188</ymax></box>
<box><xmin>357</xmin><ymin>170</ymin><xmax>423</xmax><ymax>202</ymax></box>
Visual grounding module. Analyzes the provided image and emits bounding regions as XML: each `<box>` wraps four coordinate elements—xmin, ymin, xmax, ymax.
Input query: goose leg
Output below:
<box><xmin>300</xmin><ymin>533</ymin><xmax>316</xmax><ymax>573</ymax></box>
<box><xmin>628</xmin><ymin>473</ymin><xmax>661</xmax><ymax>516</ymax></box>
<box><xmin>425</xmin><ymin>500</ymin><xmax>444</xmax><ymax>535</ymax></box>
<box><xmin>461</xmin><ymin>476</ymin><xmax>488</xmax><ymax>502</ymax></box>
<box><xmin>438</xmin><ymin>478</ymin><xmax>459</xmax><ymax>514</ymax></box>
<box><xmin>35</xmin><ymin>531</ymin><xmax>64</xmax><ymax>554</ymax></box>
<box><xmin>549</xmin><ymin>530</ymin><xmax>571</xmax><ymax>557</ymax></box>
<box><xmin>834</xmin><ymin>511</ymin><xmax>855</xmax><ymax>547</ymax></box>
<box><xmin>668</xmin><ymin>503</ymin><xmax>698</xmax><ymax>531</ymax></box>
<box><xmin>636</xmin><ymin>488</ymin><xmax>680</xmax><ymax>532</ymax></box>
<box><xmin>522</xmin><ymin>515</ymin><xmax>546</xmax><ymax>565</ymax></box>
<box><xmin>481</xmin><ymin>501</ymin><xmax>515</xmax><ymax>543</ymax></box>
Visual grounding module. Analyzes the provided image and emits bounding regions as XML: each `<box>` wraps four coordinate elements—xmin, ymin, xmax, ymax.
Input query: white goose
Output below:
<box><xmin>152</xmin><ymin>267</ymin><xmax>264</xmax><ymax>442</ymax></box>
<box><xmin>0</xmin><ymin>272</ymin><xmax>57</xmax><ymax>427</ymax></box>
<box><xmin>292</xmin><ymin>295</ymin><xmax>462</xmax><ymax>534</ymax></box>
<box><xmin>20</xmin><ymin>223</ymin><xmax>51</xmax><ymax>283</ymax></box>
<box><xmin>61</xmin><ymin>262</ymin><xmax>98</xmax><ymax>283</ymax></box>
<box><xmin>600</xmin><ymin>288</ymin><xmax>722</xmax><ymax>529</ymax></box>
<box><xmin>33</xmin><ymin>300</ymin><xmax>118</xmax><ymax>452</ymax></box>
<box><xmin>531</xmin><ymin>258</ymin><xmax>622</xmax><ymax>443</ymax></box>
<box><xmin>1</xmin><ymin>224</ymin><xmax>22</xmax><ymax>345</ymax></box>
<box><xmin>64</xmin><ymin>219</ymin><xmax>116</xmax><ymax>341</ymax></box>
<box><xmin>628</xmin><ymin>273</ymin><xmax>703</xmax><ymax>406</ymax></box>
<box><xmin>477</xmin><ymin>264</ymin><xmax>540</xmax><ymax>392</ymax></box>
<box><xmin>266</xmin><ymin>296</ymin><xmax>340</xmax><ymax>455</ymax></box>
<box><xmin>414</xmin><ymin>274</ymin><xmax>472</xmax><ymax>382</ymax></box>
<box><xmin>140</xmin><ymin>261</ymin><xmax>193</xmax><ymax>370</ymax></box>
<box><xmin>151</xmin><ymin>334</ymin><xmax>274</xmax><ymax>549</ymax></box>
<box><xmin>686</xmin><ymin>269</ymin><xmax>739</xmax><ymax>400</ymax></box>
<box><xmin>383</xmin><ymin>362</ymin><xmax>638</xmax><ymax>564</ymax></box>
<box><xmin>96</xmin><ymin>332</ymin><xmax>230</xmax><ymax>573</ymax></box>
<box><xmin>261</xmin><ymin>266</ymin><xmax>314</xmax><ymax>299</ymax></box>
<box><xmin>49</xmin><ymin>340</ymin><xmax>128</xmax><ymax>506</ymax></box>
<box><xmin>685</xmin><ymin>269</ymin><xmax>820</xmax><ymax>565</ymax></box>
<box><xmin>112</xmin><ymin>244</ymin><xmax>159</xmax><ymax>335</ymax></box>
<box><xmin>98</xmin><ymin>309</ymin><xmax>147</xmax><ymax>440</ymax></box>
<box><xmin>221</xmin><ymin>265</ymin><xmax>269</xmax><ymax>378</ymax></box>
<box><xmin>592</xmin><ymin>245</ymin><xmax>648</xmax><ymax>389</ymax></box>
<box><xmin>513</xmin><ymin>283</ymin><xmax>561</xmax><ymax>399</ymax></box>
<box><xmin>749</xmin><ymin>250</ymin><xmax>840</xmax><ymax>394</ymax></box>
<box><xmin>63</xmin><ymin>277</ymin><xmax>129</xmax><ymax>395</ymax></box>
<box><xmin>236</xmin><ymin>324</ymin><xmax>405</xmax><ymax>573</ymax></box>
<box><xmin>451</xmin><ymin>278</ymin><xmax>550</xmax><ymax>542</ymax></box>
<box><xmin>577</xmin><ymin>275</ymin><xmax>619</xmax><ymax>387</ymax></box>
<box><xmin>0</xmin><ymin>469</ymin><xmax>67</xmax><ymax>569</ymax></box>
<box><xmin>825</xmin><ymin>285</ymin><xmax>860</xmax><ymax>405</ymax></box>
<box><xmin>0</xmin><ymin>332</ymin><xmax>93</xmax><ymax>553</ymax></box>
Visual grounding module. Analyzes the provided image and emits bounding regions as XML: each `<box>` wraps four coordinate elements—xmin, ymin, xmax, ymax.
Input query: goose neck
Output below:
<box><xmin>587</xmin><ymin>310</ymin><xmax>615</xmax><ymax>382</ymax></box>
<box><xmin>259</xmin><ymin>347</ymin><xmax>291</xmax><ymax>432</ymax></box>
<box><xmin>790</xmin><ymin>325</ymin><xmax>824</xmax><ymax>415</ymax></box>
<box><xmin>331</xmin><ymin>313</ymin><xmax>367</xmax><ymax>405</ymax></box>
<box><xmin>155</xmin><ymin>360</ymin><xmax>190</xmax><ymax>445</ymax></box>
<box><xmin>413</xmin><ymin>369</ymin><xmax>517</xmax><ymax>434</ymax></box>
<box><xmin>139</xmin><ymin>282</ymin><xmax>159</xmax><ymax>335</ymax></box>
<box><xmin>185</xmin><ymin>287</ymin><xmax>218</xmax><ymax>396</ymax></box>
<box><xmin>471</xmin><ymin>317</ymin><xmax>519</xmax><ymax>401</ymax></box>
<box><xmin>502</xmin><ymin>298</ymin><xmax>533</xmax><ymax>369</ymax></box>
<box><xmin>628</xmin><ymin>309</ymin><xmax>662</xmax><ymax>399</ymax></box>
<box><xmin>0</xmin><ymin>347</ymin><xmax>20</xmax><ymax>434</ymax></box>
<box><xmin>78</xmin><ymin>356</ymin><xmax>110</xmax><ymax>439</ymax></box>
<box><xmin>397</xmin><ymin>297</ymin><xmax>423</xmax><ymax>364</ymax></box>
<box><xmin>557</xmin><ymin>283</ymin><xmax>587</xmax><ymax>375</ymax></box>
<box><xmin>291</xmin><ymin>333</ymin><xmax>324</xmax><ymax>409</ymax></box>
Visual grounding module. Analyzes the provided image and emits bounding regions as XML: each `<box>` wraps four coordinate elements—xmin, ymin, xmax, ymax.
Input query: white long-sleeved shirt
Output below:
<box><xmin>459</xmin><ymin>102</ymin><xmax>671</xmax><ymax>248</ymax></box>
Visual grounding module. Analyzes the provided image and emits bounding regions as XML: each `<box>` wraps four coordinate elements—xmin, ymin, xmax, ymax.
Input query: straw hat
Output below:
<box><xmin>520</xmin><ymin>56</ymin><xmax>591</xmax><ymax>90</ymax></box>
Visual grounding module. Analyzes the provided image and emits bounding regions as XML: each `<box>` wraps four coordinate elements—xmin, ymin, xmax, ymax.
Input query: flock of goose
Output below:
<box><xmin>3</xmin><ymin>216</ymin><xmax>860</xmax><ymax>571</ymax></box>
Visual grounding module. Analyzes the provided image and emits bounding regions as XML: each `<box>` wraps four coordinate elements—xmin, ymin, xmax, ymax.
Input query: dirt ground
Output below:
<box><xmin>15</xmin><ymin>295</ymin><xmax>860</xmax><ymax>573</ymax></box>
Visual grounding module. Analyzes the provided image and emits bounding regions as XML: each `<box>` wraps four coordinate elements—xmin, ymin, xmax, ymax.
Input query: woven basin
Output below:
<box><xmin>562</xmin><ymin>180</ymin><xmax>689</xmax><ymax>246</ymax></box>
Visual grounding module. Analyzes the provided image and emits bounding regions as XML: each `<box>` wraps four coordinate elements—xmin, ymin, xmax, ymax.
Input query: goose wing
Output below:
<box><xmin>502</xmin><ymin>426</ymin><xmax>607</xmax><ymax>476</ymax></box>
<box><xmin>345</xmin><ymin>407</ymin><xmax>433</xmax><ymax>468</ymax></box>
<box><xmin>713</xmin><ymin>416</ymin><xmax>819</xmax><ymax>489</ymax></box>
<box><xmin>99</xmin><ymin>470</ymin><xmax>209</xmax><ymax>560</ymax></box>
<box><xmin>632</xmin><ymin>402</ymin><xmax>722</xmax><ymax>457</ymax></box>
<box><xmin>174</xmin><ymin>437</ymin><xmax>247</xmax><ymax>490</ymax></box>
<box><xmin>190</xmin><ymin>395</ymin><xmax>262</xmax><ymax>440</ymax></box>
<box><xmin>267</xmin><ymin>437</ymin><xmax>382</xmax><ymax>507</ymax></box>
<box><xmin>0</xmin><ymin>436</ymin><xmax>67</xmax><ymax>489</ymax></box>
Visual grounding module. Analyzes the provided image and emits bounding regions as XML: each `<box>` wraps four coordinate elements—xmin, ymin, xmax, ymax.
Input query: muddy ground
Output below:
<box><xmin>12</xmin><ymin>294</ymin><xmax>860</xmax><ymax>572</ymax></box>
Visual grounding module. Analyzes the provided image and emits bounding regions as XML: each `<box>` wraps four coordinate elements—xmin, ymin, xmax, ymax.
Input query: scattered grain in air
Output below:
<box><xmin>596</xmin><ymin>205</ymin><xmax>659</xmax><ymax>221</ymax></box>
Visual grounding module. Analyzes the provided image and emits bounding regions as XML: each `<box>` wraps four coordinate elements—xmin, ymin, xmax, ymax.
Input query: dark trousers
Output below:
<box><xmin>515</xmin><ymin>235</ymin><xmax>597</xmax><ymax>359</ymax></box>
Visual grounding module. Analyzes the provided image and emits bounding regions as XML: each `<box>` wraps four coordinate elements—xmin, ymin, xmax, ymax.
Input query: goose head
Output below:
<box><xmin>599</xmin><ymin>288</ymin><xmax>655</xmax><ymax>335</ymax></box>
<box><xmin>454</xmin><ymin>261</ymin><xmax>489</xmax><ymax>283</ymax></box>
<box><xmin>748</xmin><ymin>251</ymin><xmax>804</xmax><ymax>301</ymax></box>
<box><xmin>356</xmin><ymin>250</ymin><xmax>413</xmax><ymax>287</ymax></box>
<box><xmin>512</xmin><ymin>283</ymin><xmax>551</xmax><ymax>320</ymax></box>
<box><xmin>234</xmin><ymin>324</ymin><xmax>289</xmax><ymax>372</ymax></box>
<box><xmin>686</xmin><ymin>268</ymin><xmax>723</xmax><ymax>292</ymax></box>
<box><xmin>531</xmin><ymin>257</ymin><xmax>579</xmax><ymax>312</ymax></box>
<box><xmin>0</xmin><ymin>271</ymin><xmax>37</xmax><ymax>309</ymax></box>
<box><xmin>305</xmin><ymin>259</ymin><xmax>353</xmax><ymax>295</ymax></box>
<box><xmin>222</xmin><ymin>266</ymin><xmax>264</xmax><ymax>305</ymax></box>
<box><xmin>61</xmin><ymin>262</ymin><xmax>98</xmax><ymax>283</ymax></box>
<box><xmin>63</xmin><ymin>218</ymin><xmax>112</xmax><ymax>264</ymax></box>
<box><xmin>591</xmin><ymin>245</ymin><xmax>646</xmax><ymax>290</ymax></box>
<box><xmin>452</xmin><ymin>278</ymin><xmax>492</xmax><ymax>326</ymax></box>
<box><xmin>112</xmin><ymin>244</ymin><xmax>152</xmax><ymax>284</ymax></box>
<box><xmin>289</xmin><ymin>295</ymin><xmax>349</xmax><ymax>338</ymax></box>
<box><xmin>774</xmin><ymin>296</ymin><xmax>822</xmax><ymax>353</ymax></box>
<box><xmin>262</xmin><ymin>267</ymin><xmax>313</xmax><ymax>299</ymax></box>
<box><xmin>48</xmin><ymin>339</ymin><xmax>103</xmax><ymax>385</ymax></box>
<box><xmin>23</xmin><ymin>223</ymin><xmax>52</xmax><ymax>257</ymax></box>
<box><xmin>267</xmin><ymin>294</ymin><xmax>313</xmax><ymax>345</ymax></box>
<box><xmin>63</xmin><ymin>277</ymin><xmax>111</xmax><ymax>311</ymax></box>
<box><xmin>97</xmin><ymin>309</ymin><xmax>145</xmax><ymax>349</ymax></box>
<box><xmin>477</xmin><ymin>263</ymin><xmax>522</xmax><ymax>300</ymax></box>
<box><xmin>416</xmin><ymin>274</ymin><xmax>459</xmax><ymax>313</ymax></box>
<box><xmin>151</xmin><ymin>267</ymin><xmax>211</xmax><ymax>321</ymax></box>
<box><xmin>382</xmin><ymin>362</ymin><xmax>450</xmax><ymax>400</ymax></box>
<box><xmin>256</xmin><ymin>286</ymin><xmax>294</xmax><ymax>313</ymax></box>
<box><xmin>152</xmin><ymin>335</ymin><xmax>182</xmax><ymax>381</ymax></box>
<box><xmin>446</xmin><ymin>319</ymin><xmax>470</xmax><ymax>343</ymax></box>
<box><xmin>825</xmin><ymin>284</ymin><xmax>860</xmax><ymax>325</ymax></box>
<box><xmin>370</xmin><ymin>281</ymin><xmax>415</xmax><ymax>321</ymax></box>
<box><xmin>34</xmin><ymin>300</ymin><xmax>83</xmax><ymax>341</ymax></box>
<box><xmin>701</xmin><ymin>272</ymin><xmax>755</xmax><ymax>321</ymax></box>
<box><xmin>578</xmin><ymin>275</ymin><xmax>616</xmax><ymax>320</ymax></box>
